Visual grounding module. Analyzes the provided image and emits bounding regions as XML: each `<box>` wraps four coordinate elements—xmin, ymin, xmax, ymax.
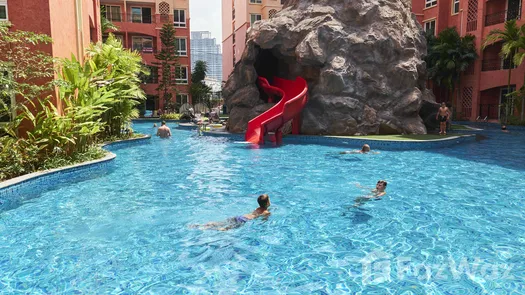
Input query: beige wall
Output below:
<box><xmin>221</xmin><ymin>0</ymin><xmax>282</xmax><ymax>81</ymax></box>
<box><xmin>222</xmin><ymin>0</ymin><xmax>232</xmax><ymax>42</ymax></box>
<box><xmin>49</xmin><ymin>0</ymin><xmax>81</xmax><ymax>60</ymax></box>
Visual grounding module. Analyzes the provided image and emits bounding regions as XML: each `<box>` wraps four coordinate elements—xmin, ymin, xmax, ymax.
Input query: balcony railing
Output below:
<box><xmin>485</xmin><ymin>8</ymin><xmax>521</xmax><ymax>26</ymax></box>
<box><xmin>481</xmin><ymin>58</ymin><xmax>516</xmax><ymax>71</ymax></box>
<box><xmin>106</xmin><ymin>13</ymin><xmax>173</xmax><ymax>24</ymax></box>
<box><xmin>131</xmin><ymin>47</ymin><xmax>158</xmax><ymax>54</ymax></box>
<box><xmin>126</xmin><ymin>13</ymin><xmax>155</xmax><ymax>24</ymax></box>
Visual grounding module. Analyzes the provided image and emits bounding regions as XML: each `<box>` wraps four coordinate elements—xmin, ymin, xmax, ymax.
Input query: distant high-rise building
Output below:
<box><xmin>191</xmin><ymin>31</ymin><xmax>223</xmax><ymax>82</ymax></box>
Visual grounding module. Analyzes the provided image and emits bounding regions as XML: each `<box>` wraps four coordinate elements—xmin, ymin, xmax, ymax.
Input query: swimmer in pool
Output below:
<box><xmin>191</xmin><ymin>194</ymin><xmax>271</xmax><ymax>231</ymax></box>
<box><xmin>340</xmin><ymin>144</ymin><xmax>378</xmax><ymax>154</ymax></box>
<box><xmin>353</xmin><ymin>180</ymin><xmax>387</xmax><ymax>207</ymax></box>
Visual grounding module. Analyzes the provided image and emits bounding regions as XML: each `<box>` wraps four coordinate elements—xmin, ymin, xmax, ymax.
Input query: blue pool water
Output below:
<box><xmin>1</xmin><ymin>122</ymin><xmax>525</xmax><ymax>294</ymax></box>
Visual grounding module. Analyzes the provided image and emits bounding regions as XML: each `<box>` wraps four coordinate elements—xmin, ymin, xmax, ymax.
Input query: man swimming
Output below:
<box><xmin>436</xmin><ymin>102</ymin><xmax>450</xmax><ymax>135</ymax></box>
<box><xmin>192</xmin><ymin>194</ymin><xmax>271</xmax><ymax>231</ymax></box>
<box><xmin>340</xmin><ymin>144</ymin><xmax>373</xmax><ymax>154</ymax></box>
<box><xmin>156</xmin><ymin>121</ymin><xmax>171</xmax><ymax>138</ymax></box>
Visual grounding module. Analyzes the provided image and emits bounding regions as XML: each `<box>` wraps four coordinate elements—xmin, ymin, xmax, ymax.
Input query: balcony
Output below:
<box><xmin>108</xmin><ymin>13</ymin><xmax>156</xmax><ymax>24</ymax></box>
<box><xmin>481</xmin><ymin>58</ymin><xmax>516</xmax><ymax>71</ymax></box>
<box><xmin>485</xmin><ymin>8</ymin><xmax>521</xmax><ymax>26</ymax></box>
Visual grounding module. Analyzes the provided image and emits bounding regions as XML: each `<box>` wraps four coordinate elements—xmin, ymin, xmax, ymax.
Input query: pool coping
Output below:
<box><xmin>200</xmin><ymin>131</ymin><xmax>477</xmax><ymax>150</ymax></box>
<box><xmin>0</xmin><ymin>135</ymin><xmax>151</xmax><ymax>193</ymax></box>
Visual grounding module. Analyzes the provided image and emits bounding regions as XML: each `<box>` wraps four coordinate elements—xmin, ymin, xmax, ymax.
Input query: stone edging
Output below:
<box><xmin>0</xmin><ymin>135</ymin><xmax>151</xmax><ymax>199</ymax></box>
<box><xmin>200</xmin><ymin>131</ymin><xmax>477</xmax><ymax>150</ymax></box>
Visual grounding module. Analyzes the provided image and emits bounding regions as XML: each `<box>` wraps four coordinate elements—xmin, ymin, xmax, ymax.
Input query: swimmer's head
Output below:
<box><xmin>161</xmin><ymin>121</ymin><xmax>166</xmax><ymax>126</ymax></box>
<box><xmin>257</xmin><ymin>194</ymin><xmax>271</xmax><ymax>209</ymax></box>
<box><xmin>376</xmin><ymin>180</ymin><xmax>387</xmax><ymax>191</ymax></box>
<box><xmin>441</xmin><ymin>102</ymin><xmax>446</xmax><ymax>107</ymax></box>
<box><xmin>153</xmin><ymin>123</ymin><xmax>157</xmax><ymax>127</ymax></box>
<box><xmin>502</xmin><ymin>125</ymin><xmax>507</xmax><ymax>130</ymax></box>
<box><xmin>361</xmin><ymin>144</ymin><xmax>371</xmax><ymax>152</ymax></box>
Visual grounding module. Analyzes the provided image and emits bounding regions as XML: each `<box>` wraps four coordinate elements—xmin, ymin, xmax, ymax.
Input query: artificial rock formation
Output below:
<box><xmin>223</xmin><ymin>0</ymin><xmax>436</xmax><ymax>135</ymax></box>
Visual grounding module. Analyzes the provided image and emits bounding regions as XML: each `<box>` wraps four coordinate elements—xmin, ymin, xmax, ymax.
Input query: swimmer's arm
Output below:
<box><xmin>354</xmin><ymin>183</ymin><xmax>371</xmax><ymax>189</ymax></box>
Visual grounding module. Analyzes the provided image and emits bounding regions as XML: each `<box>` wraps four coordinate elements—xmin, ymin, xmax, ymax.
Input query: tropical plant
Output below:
<box><xmin>483</xmin><ymin>20</ymin><xmax>522</xmax><ymax>122</ymax></box>
<box><xmin>0</xmin><ymin>22</ymin><xmax>54</xmax><ymax>123</ymax></box>
<box><xmin>506</xmin><ymin>25</ymin><xmax>525</xmax><ymax>121</ymax></box>
<box><xmin>101</xmin><ymin>6</ymin><xmax>118</xmax><ymax>33</ymax></box>
<box><xmin>426</xmin><ymin>27</ymin><xmax>478</xmax><ymax>118</ymax></box>
<box><xmin>154</xmin><ymin>24</ymin><xmax>180</xmax><ymax>112</ymax></box>
<box><xmin>59</xmin><ymin>34</ymin><xmax>147</xmax><ymax>137</ymax></box>
<box><xmin>190</xmin><ymin>60</ymin><xmax>212</xmax><ymax>109</ymax></box>
<box><xmin>0</xmin><ymin>33</ymin><xmax>146</xmax><ymax>181</ymax></box>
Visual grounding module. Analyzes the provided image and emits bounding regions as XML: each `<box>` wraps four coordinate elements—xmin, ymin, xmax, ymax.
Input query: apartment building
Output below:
<box><xmin>191</xmin><ymin>31</ymin><xmax>223</xmax><ymax>82</ymax></box>
<box><xmin>2</xmin><ymin>0</ymin><xmax>101</xmax><ymax>114</ymax></box>
<box><xmin>100</xmin><ymin>0</ymin><xmax>191</xmax><ymax>113</ymax></box>
<box><xmin>413</xmin><ymin>0</ymin><xmax>524</xmax><ymax>121</ymax></box>
<box><xmin>221</xmin><ymin>0</ymin><xmax>284</xmax><ymax>81</ymax></box>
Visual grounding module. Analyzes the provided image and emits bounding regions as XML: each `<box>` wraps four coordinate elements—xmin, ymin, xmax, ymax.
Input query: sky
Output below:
<box><xmin>190</xmin><ymin>0</ymin><xmax>223</xmax><ymax>44</ymax></box>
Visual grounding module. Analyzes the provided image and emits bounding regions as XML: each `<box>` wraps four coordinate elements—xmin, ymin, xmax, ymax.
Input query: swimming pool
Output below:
<box><xmin>1</xmin><ymin>122</ymin><xmax>524</xmax><ymax>294</ymax></box>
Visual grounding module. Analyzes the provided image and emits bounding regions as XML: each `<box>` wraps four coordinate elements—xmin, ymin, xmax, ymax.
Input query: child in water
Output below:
<box><xmin>353</xmin><ymin>180</ymin><xmax>387</xmax><ymax>207</ymax></box>
<box><xmin>191</xmin><ymin>194</ymin><xmax>271</xmax><ymax>231</ymax></box>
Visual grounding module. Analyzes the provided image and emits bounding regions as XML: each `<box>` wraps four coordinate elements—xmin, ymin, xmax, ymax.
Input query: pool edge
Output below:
<box><xmin>0</xmin><ymin>135</ymin><xmax>151</xmax><ymax>197</ymax></box>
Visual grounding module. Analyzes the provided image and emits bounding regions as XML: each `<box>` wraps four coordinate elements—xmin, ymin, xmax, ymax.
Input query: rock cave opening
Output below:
<box><xmin>253</xmin><ymin>47</ymin><xmax>320</xmax><ymax>103</ymax></box>
<box><xmin>253</xmin><ymin>48</ymin><xmax>289</xmax><ymax>103</ymax></box>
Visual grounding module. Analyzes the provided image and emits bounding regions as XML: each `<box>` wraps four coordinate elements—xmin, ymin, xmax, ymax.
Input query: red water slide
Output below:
<box><xmin>245</xmin><ymin>76</ymin><xmax>308</xmax><ymax>144</ymax></box>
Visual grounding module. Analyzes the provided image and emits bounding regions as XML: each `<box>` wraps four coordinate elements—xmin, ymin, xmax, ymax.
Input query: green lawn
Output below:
<box><xmin>334</xmin><ymin>134</ymin><xmax>463</xmax><ymax>141</ymax></box>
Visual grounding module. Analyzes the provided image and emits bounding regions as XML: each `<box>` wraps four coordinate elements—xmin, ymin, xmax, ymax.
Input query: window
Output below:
<box><xmin>425</xmin><ymin>0</ymin><xmax>437</xmax><ymax>8</ymax></box>
<box><xmin>174</xmin><ymin>9</ymin><xmax>186</xmax><ymax>27</ymax></box>
<box><xmin>175</xmin><ymin>38</ymin><xmax>187</xmax><ymax>56</ymax></box>
<box><xmin>250</xmin><ymin>0</ymin><xmax>262</xmax><ymax>3</ymax></box>
<box><xmin>424</xmin><ymin>20</ymin><xmax>436</xmax><ymax>36</ymax></box>
<box><xmin>102</xmin><ymin>5</ymin><xmax>121</xmax><ymax>22</ymax></box>
<box><xmin>250</xmin><ymin>14</ymin><xmax>262</xmax><ymax>26</ymax></box>
<box><xmin>269</xmin><ymin>9</ymin><xmax>278</xmax><ymax>18</ymax></box>
<box><xmin>175</xmin><ymin>66</ymin><xmax>188</xmax><ymax>84</ymax></box>
<box><xmin>0</xmin><ymin>0</ymin><xmax>7</xmax><ymax>21</ymax></box>
<box><xmin>176</xmin><ymin>94</ymin><xmax>189</xmax><ymax>105</ymax></box>
<box><xmin>141</xmin><ymin>66</ymin><xmax>158</xmax><ymax>84</ymax></box>
<box><xmin>131</xmin><ymin>7</ymin><xmax>152</xmax><ymax>23</ymax></box>
<box><xmin>452</xmin><ymin>0</ymin><xmax>459</xmax><ymax>14</ymax></box>
<box><xmin>103</xmin><ymin>34</ymin><xmax>123</xmax><ymax>43</ymax></box>
<box><xmin>132</xmin><ymin>36</ymin><xmax>153</xmax><ymax>52</ymax></box>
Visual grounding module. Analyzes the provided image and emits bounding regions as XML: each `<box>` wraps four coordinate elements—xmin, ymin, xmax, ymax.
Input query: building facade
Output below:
<box><xmin>191</xmin><ymin>31</ymin><xmax>222</xmax><ymax>82</ymax></box>
<box><xmin>100</xmin><ymin>0</ymin><xmax>192</xmax><ymax>113</ymax></box>
<box><xmin>3</xmin><ymin>0</ymin><xmax>102</xmax><ymax>113</ymax></box>
<box><xmin>221</xmin><ymin>0</ymin><xmax>283</xmax><ymax>82</ymax></box>
<box><xmin>413</xmin><ymin>0</ymin><xmax>525</xmax><ymax>121</ymax></box>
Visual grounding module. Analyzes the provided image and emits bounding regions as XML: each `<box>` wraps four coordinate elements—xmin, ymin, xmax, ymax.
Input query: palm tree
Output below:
<box><xmin>510</xmin><ymin>25</ymin><xmax>525</xmax><ymax>121</ymax></box>
<box><xmin>426</xmin><ymin>27</ymin><xmax>478</xmax><ymax>119</ymax></box>
<box><xmin>483</xmin><ymin>20</ymin><xmax>521</xmax><ymax>122</ymax></box>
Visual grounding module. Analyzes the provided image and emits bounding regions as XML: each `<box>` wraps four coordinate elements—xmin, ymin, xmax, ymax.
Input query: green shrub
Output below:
<box><xmin>160</xmin><ymin>113</ymin><xmax>182</xmax><ymax>120</ymax></box>
<box><xmin>506</xmin><ymin>116</ymin><xmax>525</xmax><ymax>126</ymax></box>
